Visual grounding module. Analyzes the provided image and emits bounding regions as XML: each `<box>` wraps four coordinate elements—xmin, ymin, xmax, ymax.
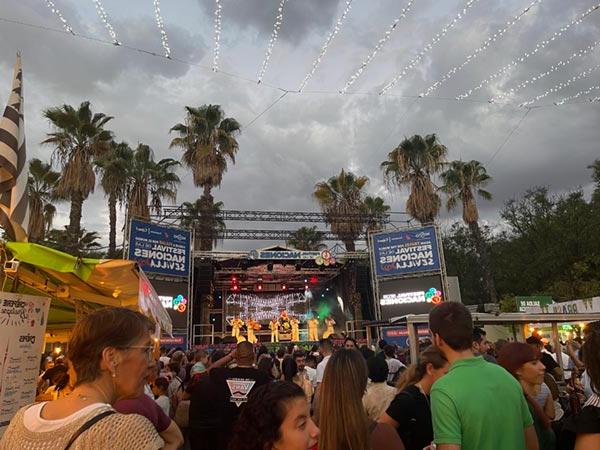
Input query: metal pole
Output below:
<box><xmin>408</xmin><ymin>322</ymin><xmax>418</xmax><ymax>364</ymax></box>
<box><xmin>435</xmin><ymin>224</ymin><xmax>450</xmax><ymax>304</ymax></box>
<box><xmin>187</xmin><ymin>227</ymin><xmax>194</xmax><ymax>350</ymax></box>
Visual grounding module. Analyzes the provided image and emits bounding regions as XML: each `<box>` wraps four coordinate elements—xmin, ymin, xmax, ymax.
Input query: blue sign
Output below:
<box><xmin>372</xmin><ymin>226</ymin><xmax>441</xmax><ymax>278</ymax></box>
<box><xmin>128</xmin><ymin>219</ymin><xmax>191</xmax><ymax>277</ymax></box>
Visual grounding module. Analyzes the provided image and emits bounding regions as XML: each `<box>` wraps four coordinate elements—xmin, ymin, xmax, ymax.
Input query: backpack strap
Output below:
<box><xmin>64</xmin><ymin>410</ymin><xmax>115</xmax><ymax>450</ymax></box>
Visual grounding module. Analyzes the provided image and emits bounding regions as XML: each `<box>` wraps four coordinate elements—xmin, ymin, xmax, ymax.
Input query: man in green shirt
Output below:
<box><xmin>428</xmin><ymin>302</ymin><xmax>539</xmax><ymax>450</ymax></box>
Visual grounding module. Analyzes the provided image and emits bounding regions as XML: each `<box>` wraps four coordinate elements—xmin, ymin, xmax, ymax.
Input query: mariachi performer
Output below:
<box><xmin>229</xmin><ymin>316</ymin><xmax>244</xmax><ymax>339</ymax></box>
<box><xmin>290</xmin><ymin>316</ymin><xmax>300</xmax><ymax>342</ymax></box>
<box><xmin>322</xmin><ymin>316</ymin><xmax>336</xmax><ymax>339</ymax></box>
<box><xmin>246</xmin><ymin>317</ymin><xmax>259</xmax><ymax>344</ymax></box>
<box><xmin>308</xmin><ymin>315</ymin><xmax>319</xmax><ymax>342</ymax></box>
<box><xmin>269</xmin><ymin>317</ymin><xmax>279</xmax><ymax>343</ymax></box>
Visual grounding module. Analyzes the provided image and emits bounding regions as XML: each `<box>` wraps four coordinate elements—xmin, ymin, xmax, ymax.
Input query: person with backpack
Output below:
<box><xmin>379</xmin><ymin>346</ymin><xmax>448</xmax><ymax>450</ymax></box>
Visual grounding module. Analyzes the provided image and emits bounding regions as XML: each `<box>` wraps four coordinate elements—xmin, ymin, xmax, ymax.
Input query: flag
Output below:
<box><xmin>0</xmin><ymin>53</ymin><xmax>29</xmax><ymax>241</ymax></box>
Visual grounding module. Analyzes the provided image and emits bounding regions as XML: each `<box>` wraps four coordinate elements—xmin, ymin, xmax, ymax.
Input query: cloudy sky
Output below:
<box><xmin>0</xmin><ymin>0</ymin><xmax>598</xmax><ymax>251</ymax></box>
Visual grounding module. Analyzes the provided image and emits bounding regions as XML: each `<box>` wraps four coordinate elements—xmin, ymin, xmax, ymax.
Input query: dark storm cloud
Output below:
<box><xmin>196</xmin><ymin>0</ymin><xmax>345</xmax><ymax>44</ymax></box>
<box><xmin>0</xmin><ymin>0</ymin><xmax>598</xmax><ymax>251</ymax></box>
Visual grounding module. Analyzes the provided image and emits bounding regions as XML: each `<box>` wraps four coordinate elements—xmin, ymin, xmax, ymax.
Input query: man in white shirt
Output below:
<box><xmin>384</xmin><ymin>345</ymin><xmax>406</xmax><ymax>385</ymax></box>
<box><xmin>304</xmin><ymin>354</ymin><xmax>318</xmax><ymax>387</ymax></box>
<box><xmin>316</xmin><ymin>338</ymin><xmax>333</xmax><ymax>385</ymax></box>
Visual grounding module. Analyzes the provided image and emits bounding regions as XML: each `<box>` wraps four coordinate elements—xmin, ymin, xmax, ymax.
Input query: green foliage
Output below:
<box><xmin>499</xmin><ymin>296</ymin><xmax>517</xmax><ymax>313</ymax></box>
<box><xmin>287</xmin><ymin>226</ymin><xmax>325</xmax><ymax>251</ymax></box>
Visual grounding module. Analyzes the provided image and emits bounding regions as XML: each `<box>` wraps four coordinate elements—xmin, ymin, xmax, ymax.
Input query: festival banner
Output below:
<box><xmin>372</xmin><ymin>226</ymin><xmax>441</xmax><ymax>278</ymax></box>
<box><xmin>128</xmin><ymin>219</ymin><xmax>191</xmax><ymax>277</ymax></box>
<box><xmin>0</xmin><ymin>293</ymin><xmax>50</xmax><ymax>436</ymax></box>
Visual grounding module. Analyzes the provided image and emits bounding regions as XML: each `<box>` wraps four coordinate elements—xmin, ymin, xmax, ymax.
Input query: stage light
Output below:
<box><xmin>257</xmin><ymin>283</ymin><xmax>263</xmax><ymax>291</ymax></box>
<box><xmin>305</xmin><ymin>284</ymin><xmax>309</xmax><ymax>290</ymax></box>
<box><xmin>232</xmin><ymin>285</ymin><xmax>239</xmax><ymax>292</ymax></box>
<box><xmin>267</xmin><ymin>263</ymin><xmax>274</xmax><ymax>271</ymax></box>
<box><xmin>282</xmin><ymin>284</ymin><xmax>287</xmax><ymax>291</ymax></box>
<box><xmin>309</xmin><ymin>277</ymin><xmax>318</xmax><ymax>284</ymax></box>
<box><xmin>231</xmin><ymin>276</ymin><xmax>237</xmax><ymax>283</ymax></box>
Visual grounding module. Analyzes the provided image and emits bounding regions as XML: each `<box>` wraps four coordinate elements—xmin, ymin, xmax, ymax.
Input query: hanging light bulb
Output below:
<box><xmin>213</xmin><ymin>0</ymin><xmax>223</xmax><ymax>72</ymax></box>
<box><xmin>45</xmin><ymin>0</ymin><xmax>75</xmax><ymax>35</ymax></box>
<box><xmin>153</xmin><ymin>0</ymin><xmax>171</xmax><ymax>58</ymax></box>
<box><xmin>92</xmin><ymin>0</ymin><xmax>120</xmax><ymax>45</ymax></box>
<box><xmin>258</xmin><ymin>0</ymin><xmax>288</xmax><ymax>84</ymax></box>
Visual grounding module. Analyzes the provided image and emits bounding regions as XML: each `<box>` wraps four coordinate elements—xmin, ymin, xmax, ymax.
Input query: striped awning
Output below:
<box><xmin>0</xmin><ymin>53</ymin><xmax>29</xmax><ymax>242</ymax></box>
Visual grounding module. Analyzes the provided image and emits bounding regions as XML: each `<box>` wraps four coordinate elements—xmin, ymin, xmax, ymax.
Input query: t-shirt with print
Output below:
<box><xmin>385</xmin><ymin>384</ymin><xmax>433</xmax><ymax>450</ymax></box>
<box><xmin>431</xmin><ymin>356</ymin><xmax>533</xmax><ymax>450</ymax></box>
<box><xmin>210</xmin><ymin>366</ymin><xmax>270</xmax><ymax>447</ymax></box>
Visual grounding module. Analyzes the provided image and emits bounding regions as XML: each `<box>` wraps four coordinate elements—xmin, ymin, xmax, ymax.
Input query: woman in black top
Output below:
<box><xmin>574</xmin><ymin>320</ymin><xmax>600</xmax><ymax>449</ymax></box>
<box><xmin>379</xmin><ymin>346</ymin><xmax>448</xmax><ymax>450</ymax></box>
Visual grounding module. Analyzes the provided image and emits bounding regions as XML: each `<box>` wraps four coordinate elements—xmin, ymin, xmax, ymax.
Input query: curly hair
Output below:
<box><xmin>228</xmin><ymin>381</ymin><xmax>305</xmax><ymax>450</ymax></box>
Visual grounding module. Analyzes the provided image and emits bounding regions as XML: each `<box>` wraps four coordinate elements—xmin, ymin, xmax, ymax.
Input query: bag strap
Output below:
<box><xmin>64</xmin><ymin>410</ymin><xmax>115</xmax><ymax>450</ymax></box>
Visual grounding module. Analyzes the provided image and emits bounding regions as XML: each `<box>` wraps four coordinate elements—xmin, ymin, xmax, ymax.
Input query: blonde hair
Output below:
<box><xmin>396</xmin><ymin>346</ymin><xmax>447</xmax><ymax>391</ymax></box>
<box><xmin>317</xmin><ymin>349</ymin><xmax>370</xmax><ymax>450</ymax></box>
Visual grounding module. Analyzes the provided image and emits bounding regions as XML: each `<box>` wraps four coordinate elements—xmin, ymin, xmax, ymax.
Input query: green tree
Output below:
<box><xmin>170</xmin><ymin>105</ymin><xmax>241</xmax><ymax>250</ymax></box>
<box><xmin>287</xmin><ymin>226</ymin><xmax>325</xmax><ymax>251</ymax></box>
<box><xmin>440</xmin><ymin>160</ymin><xmax>496</xmax><ymax>303</ymax></box>
<box><xmin>94</xmin><ymin>141</ymin><xmax>133</xmax><ymax>257</ymax></box>
<box><xmin>27</xmin><ymin>159</ymin><xmax>62</xmax><ymax>242</ymax></box>
<box><xmin>589</xmin><ymin>159</ymin><xmax>600</xmax><ymax>205</ymax></box>
<box><xmin>381</xmin><ymin>134</ymin><xmax>447</xmax><ymax>224</ymax></box>
<box><xmin>45</xmin><ymin>226</ymin><xmax>102</xmax><ymax>257</ymax></box>
<box><xmin>362</xmin><ymin>195</ymin><xmax>390</xmax><ymax>234</ymax></box>
<box><xmin>42</xmin><ymin>101</ymin><xmax>113</xmax><ymax>251</ymax></box>
<box><xmin>127</xmin><ymin>144</ymin><xmax>180</xmax><ymax>221</ymax></box>
<box><xmin>313</xmin><ymin>169</ymin><xmax>369</xmax><ymax>252</ymax></box>
<box><xmin>181</xmin><ymin>198</ymin><xmax>226</xmax><ymax>250</ymax></box>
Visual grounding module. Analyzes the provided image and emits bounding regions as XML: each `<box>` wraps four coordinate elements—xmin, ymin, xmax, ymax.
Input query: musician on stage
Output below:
<box><xmin>308</xmin><ymin>315</ymin><xmax>319</xmax><ymax>342</ymax></box>
<box><xmin>229</xmin><ymin>315</ymin><xmax>244</xmax><ymax>339</ymax></box>
<box><xmin>323</xmin><ymin>315</ymin><xmax>336</xmax><ymax>339</ymax></box>
<box><xmin>290</xmin><ymin>316</ymin><xmax>300</xmax><ymax>342</ymax></box>
<box><xmin>246</xmin><ymin>317</ymin><xmax>259</xmax><ymax>344</ymax></box>
<box><xmin>269</xmin><ymin>317</ymin><xmax>279</xmax><ymax>343</ymax></box>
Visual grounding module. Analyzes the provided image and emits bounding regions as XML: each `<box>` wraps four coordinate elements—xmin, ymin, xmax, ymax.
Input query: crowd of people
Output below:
<box><xmin>1</xmin><ymin>303</ymin><xmax>599</xmax><ymax>450</ymax></box>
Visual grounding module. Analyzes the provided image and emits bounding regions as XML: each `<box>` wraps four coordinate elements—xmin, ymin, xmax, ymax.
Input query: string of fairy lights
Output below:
<box><xmin>420</xmin><ymin>0</ymin><xmax>542</xmax><ymax>98</ymax></box>
<box><xmin>340</xmin><ymin>0</ymin><xmax>414</xmax><ymax>94</ymax></box>
<box><xmin>379</xmin><ymin>0</ymin><xmax>482</xmax><ymax>95</ymax></box>
<box><xmin>153</xmin><ymin>0</ymin><xmax>171</xmax><ymax>58</ymax></box>
<box><xmin>554</xmin><ymin>85</ymin><xmax>600</xmax><ymax>106</ymax></box>
<box><xmin>44</xmin><ymin>0</ymin><xmax>74</xmax><ymax>35</ymax></box>
<box><xmin>213</xmin><ymin>0</ymin><xmax>223</xmax><ymax>72</ymax></box>
<box><xmin>258</xmin><ymin>0</ymin><xmax>288</xmax><ymax>84</ymax></box>
<box><xmin>457</xmin><ymin>3</ymin><xmax>600</xmax><ymax>100</ymax></box>
<box><xmin>491</xmin><ymin>40</ymin><xmax>600</xmax><ymax>103</ymax></box>
<box><xmin>298</xmin><ymin>0</ymin><xmax>354</xmax><ymax>92</ymax></box>
<box><xmin>36</xmin><ymin>0</ymin><xmax>600</xmax><ymax>110</ymax></box>
<box><xmin>519</xmin><ymin>63</ymin><xmax>600</xmax><ymax>107</ymax></box>
<box><xmin>92</xmin><ymin>0</ymin><xmax>119</xmax><ymax>45</ymax></box>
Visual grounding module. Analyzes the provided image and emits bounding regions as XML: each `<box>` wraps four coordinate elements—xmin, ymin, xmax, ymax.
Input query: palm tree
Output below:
<box><xmin>45</xmin><ymin>226</ymin><xmax>102</xmax><ymax>257</ymax></box>
<box><xmin>169</xmin><ymin>105</ymin><xmax>241</xmax><ymax>250</ymax></box>
<box><xmin>27</xmin><ymin>159</ymin><xmax>62</xmax><ymax>242</ymax></box>
<box><xmin>126</xmin><ymin>144</ymin><xmax>180</xmax><ymax>221</ymax></box>
<box><xmin>42</xmin><ymin>101</ymin><xmax>113</xmax><ymax>251</ymax></box>
<box><xmin>362</xmin><ymin>196</ymin><xmax>390</xmax><ymax>234</ymax></box>
<box><xmin>381</xmin><ymin>134</ymin><xmax>447</xmax><ymax>224</ymax></box>
<box><xmin>440</xmin><ymin>160</ymin><xmax>496</xmax><ymax>303</ymax></box>
<box><xmin>287</xmin><ymin>226</ymin><xmax>325</xmax><ymax>251</ymax></box>
<box><xmin>589</xmin><ymin>159</ymin><xmax>600</xmax><ymax>204</ymax></box>
<box><xmin>313</xmin><ymin>169</ymin><xmax>369</xmax><ymax>252</ymax></box>
<box><xmin>94</xmin><ymin>142</ymin><xmax>133</xmax><ymax>257</ymax></box>
<box><xmin>180</xmin><ymin>198</ymin><xmax>226</xmax><ymax>250</ymax></box>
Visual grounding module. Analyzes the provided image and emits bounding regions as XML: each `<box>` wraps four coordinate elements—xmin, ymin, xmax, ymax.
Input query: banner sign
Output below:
<box><xmin>249</xmin><ymin>249</ymin><xmax>323</xmax><ymax>260</ymax></box>
<box><xmin>0</xmin><ymin>293</ymin><xmax>50</xmax><ymax>437</ymax></box>
<box><xmin>516</xmin><ymin>296</ymin><xmax>553</xmax><ymax>313</ymax></box>
<box><xmin>129</xmin><ymin>219</ymin><xmax>191</xmax><ymax>277</ymax></box>
<box><xmin>160</xmin><ymin>334</ymin><xmax>187</xmax><ymax>349</ymax></box>
<box><xmin>372</xmin><ymin>226</ymin><xmax>441</xmax><ymax>278</ymax></box>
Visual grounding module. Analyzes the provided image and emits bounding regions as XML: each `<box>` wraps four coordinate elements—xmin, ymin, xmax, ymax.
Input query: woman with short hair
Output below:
<box><xmin>318</xmin><ymin>348</ymin><xmax>405</xmax><ymax>450</ymax></box>
<box><xmin>0</xmin><ymin>307</ymin><xmax>163</xmax><ymax>450</ymax></box>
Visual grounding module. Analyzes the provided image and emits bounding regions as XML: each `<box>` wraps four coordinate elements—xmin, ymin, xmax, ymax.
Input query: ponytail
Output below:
<box><xmin>396</xmin><ymin>346</ymin><xmax>447</xmax><ymax>391</ymax></box>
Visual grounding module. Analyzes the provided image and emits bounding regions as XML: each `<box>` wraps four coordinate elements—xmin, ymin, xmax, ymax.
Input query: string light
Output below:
<box><xmin>298</xmin><ymin>0</ymin><xmax>354</xmax><ymax>92</ymax></box>
<box><xmin>45</xmin><ymin>0</ymin><xmax>74</xmax><ymax>35</ymax></box>
<box><xmin>519</xmin><ymin>63</ymin><xmax>600</xmax><ymax>107</ymax></box>
<box><xmin>554</xmin><ymin>85</ymin><xmax>600</xmax><ymax>106</ymax></box>
<box><xmin>340</xmin><ymin>0</ymin><xmax>414</xmax><ymax>94</ymax></box>
<box><xmin>491</xmin><ymin>40</ymin><xmax>600</xmax><ymax>102</ymax></box>
<box><xmin>213</xmin><ymin>0</ymin><xmax>222</xmax><ymax>71</ymax></box>
<box><xmin>92</xmin><ymin>0</ymin><xmax>119</xmax><ymax>45</ymax></box>
<box><xmin>258</xmin><ymin>0</ymin><xmax>288</xmax><ymax>84</ymax></box>
<box><xmin>458</xmin><ymin>3</ymin><xmax>600</xmax><ymax>100</ymax></box>
<box><xmin>420</xmin><ymin>0</ymin><xmax>542</xmax><ymax>98</ymax></box>
<box><xmin>590</xmin><ymin>96</ymin><xmax>600</xmax><ymax>103</ymax></box>
<box><xmin>226</xmin><ymin>293</ymin><xmax>309</xmax><ymax>322</ymax></box>
<box><xmin>153</xmin><ymin>0</ymin><xmax>170</xmax><ymax>58</ymax></box>
<box><xmin>380</xmin><ymin>0</ymin><xmax>481</xmax><ymax>95</ymax></box>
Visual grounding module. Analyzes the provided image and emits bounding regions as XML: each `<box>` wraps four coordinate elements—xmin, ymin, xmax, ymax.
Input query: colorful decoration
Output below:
<box><xmin>172</xmin><ymin>294</ymin><xmax>187</xmax><ymax>312</ymax></box>
<box><xmin>315</xmin><ymin>249</ymin><xmax>336</xmax><ymax>266</ymax></box>
<box><xmin>425</xmin><ymin>288</ymin><xmax>443</xmax><ymax>304</ymax></box>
